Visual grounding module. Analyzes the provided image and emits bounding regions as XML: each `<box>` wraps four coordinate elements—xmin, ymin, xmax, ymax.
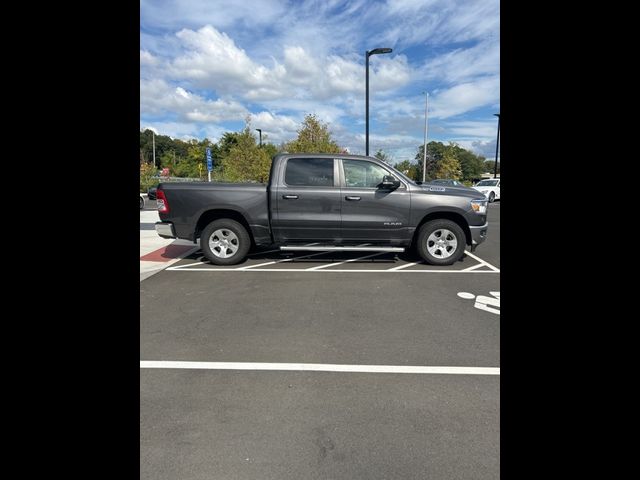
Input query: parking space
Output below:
<box><xmin>140</xmin><ymin>203</ymin><xmax>500</xmax><ymax>479</ymax></box>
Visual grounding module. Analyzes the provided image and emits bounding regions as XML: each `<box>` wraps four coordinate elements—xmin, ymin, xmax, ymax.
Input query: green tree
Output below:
<box><xmin>394</xmin><ymin>160</ymin><xmax>419</xmax><ymax>180</ymax></box>
<box><xmin>375</xmin><ymin>149</ymin><xmax>391</xmax><ymax>164</ymax></box>
<box><xmin>415</xmin><ymin>141</ymin><xmax>447</xmax><ymax>181</ymax></box>
<box><xmin>219</xmin><ymin>121</ymin><xmax>272</xmax><ymax>183</ymax></box>
<box><xmin>140</xmin><ymin>161</ymin><xmax>159</xmax><ymax>192</ymax></box>
<box><xmin>283</xmin><ymin>114</ymin><xmax>342</xmax><ymax>153</ymax></box>
<box><xmin>483</xmin><ymin>160</ymin><xmax>500</xmax><ymax>174</ymax></box>
<box><xmin>433</xmin><ymin>151</ymin><xmax>462</xmax><ymax>179</ymax></box>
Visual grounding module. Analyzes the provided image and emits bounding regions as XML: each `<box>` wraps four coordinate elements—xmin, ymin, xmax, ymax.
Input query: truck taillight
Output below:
<box><xmin>156</xmin><ymin>189</ymin><xmax>170</xmax><ymax>213</ymax></box>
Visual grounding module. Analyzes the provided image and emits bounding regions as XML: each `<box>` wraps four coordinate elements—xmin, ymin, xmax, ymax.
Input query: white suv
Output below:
<box><xmin>473</xmin><ymin>179</ymin><xmax>500</xmax><ymax>202</ymax></box>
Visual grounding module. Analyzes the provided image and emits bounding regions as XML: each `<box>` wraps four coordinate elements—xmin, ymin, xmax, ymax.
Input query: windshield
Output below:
<box><xmin>476</xmin><ymin>180</ymin><xmax>499</xmax><ymax>186</ymax></box>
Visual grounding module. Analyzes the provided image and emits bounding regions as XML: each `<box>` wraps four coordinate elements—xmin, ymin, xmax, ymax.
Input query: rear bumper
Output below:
<box><xmin>155</xmin><ymin>222</ymin><xmax>176</xmax><ymax>239</ymax></box>
<box><xmin>469</xmin><ymin>222</ymin><xmax>488</xmax><ymax>252</ymax></box>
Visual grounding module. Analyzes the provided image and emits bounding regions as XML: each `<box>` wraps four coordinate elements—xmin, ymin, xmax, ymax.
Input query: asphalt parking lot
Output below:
<box><xmin>140</xmin><ymin>203</ymin><xmax>500</xmax><ymax>479</ymax></box>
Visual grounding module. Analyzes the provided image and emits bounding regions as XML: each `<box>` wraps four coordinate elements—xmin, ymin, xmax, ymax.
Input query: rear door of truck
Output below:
<box><xmin>272</xmin><ymin>157</ymin><xmax>341</xmax><ymax>242</ymax></box>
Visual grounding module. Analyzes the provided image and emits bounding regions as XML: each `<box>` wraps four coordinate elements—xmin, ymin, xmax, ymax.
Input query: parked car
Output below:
<box><xmin>427</xmin><ymin>179</ymin><xmax>465</xmax><ymax>187</ymax></box>
<box><xmin>473</xmin><ymin>179</ymin><xmax>500</xmax><ymax>202</ymax></box>
<box><xmin>140</xmin><ymin>194</ymin><xmax>145</xmax><ymax>209</ymax></box>
<box><xmin>155</xmin><ymin>154</ymin><xmax>489</xmax><ymax>266</ymax></box>
<box><xmin>148</xmin><ymin>187</ymin><xmax>157</xmax><ymax>200</ymax></box>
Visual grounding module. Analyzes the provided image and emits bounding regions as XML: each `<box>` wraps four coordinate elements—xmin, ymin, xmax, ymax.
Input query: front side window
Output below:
<box><xmin>343</xmin><ymin>160</ymin><xmax>395</xmax><ymax>188</ymax></box>
<box><xmin>284</xmin><ymin>158</ymin><xmax>334</xmax><ymax>186</ymax></box>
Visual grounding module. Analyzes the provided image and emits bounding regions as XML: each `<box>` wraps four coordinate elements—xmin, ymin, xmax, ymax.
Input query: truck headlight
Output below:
<box><xmin>470</xmin><ymin>199</ymin><xmax>487</xmax><ymax>214</ymax></box>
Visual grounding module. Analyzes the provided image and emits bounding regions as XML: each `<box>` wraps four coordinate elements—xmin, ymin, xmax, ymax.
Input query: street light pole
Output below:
<box><xmin>422</xmin><ymin>91</ymin><xmax>429</xmax><ymax>183</ymax></box>
<box><xmin>152</xmin><ymin>130</ymin><xmax>156</xmax><ymax>169</ymax></box>
<box><xmin>365</xmin><ymin>47</ymin><xmax>392</xmax><ymax>156</ymax></box>
<box><xmin>256</xmin><ymin>128</ymin><xmax>262</xmax><ymax>147</ymax></box>
<box><xmin>493</xmin><ymin>113</ymin><xmax>500</xmax><ymax>178</ymax></box>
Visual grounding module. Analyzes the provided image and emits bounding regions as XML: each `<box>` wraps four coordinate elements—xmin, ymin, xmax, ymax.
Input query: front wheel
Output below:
<box><xmin>200</xmin><ymin>219</ymin><xmax>251</xmax><ymax>265</ymax></box>
<box><xmin>488</xmin><ymin>191</ymin><xmax>495</xmax><ymax>203</ymax></box>
<box><xmin>415</xmin><ymin>219</ymin><xmax>466</xmax><ymax>265</ymax></box>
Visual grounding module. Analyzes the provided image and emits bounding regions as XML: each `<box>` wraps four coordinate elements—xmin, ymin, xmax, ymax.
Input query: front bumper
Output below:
<box><xmin>155</xmin><ymin>221</ymin><xmax>176</xmax><ymax>239</ymax></box>
<box><xmin>469</xmin><ymin>222</ymin><xmax>488</xmax><ymax>252</ymax></box>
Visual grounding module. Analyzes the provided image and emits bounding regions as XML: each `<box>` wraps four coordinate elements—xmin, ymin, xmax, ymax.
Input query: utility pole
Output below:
<box><xmin>493</xmin><ymin>114</ymin><xmax>500</xmax><ymax>178</ymax></box>
<box><xmin>152</xmin><ymin>131</ymin><xmax>156</xmax><ymax>169</ymax></box>
<box><xmin>422</xmin><ymin>92</ymin><xmax>429</xmax><ymax>183</ymax></box>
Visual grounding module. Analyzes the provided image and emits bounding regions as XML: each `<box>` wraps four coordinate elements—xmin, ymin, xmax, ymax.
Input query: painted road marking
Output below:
<box><xmin>306</xmin><ymin>252</ymin><xmax>386</xmax><ymax>270</ymax></box>
<box><xmin>166</xmin><ymin>266</ymin><xmax>499</xmax><ymax>273</ymax></box>
<box><xmin>166</xmin><ymin>249</ymin><xmax>499</xmax><ymax>274</ymax></box>
<box><xmin>457</xmin><ymin>291</ymin><xmax>500</xmax><ymax>315</ymax></box>
<box><xmin>463</xmin><ymin>250</ymin><xmax>500</xmax><ymax>272</ymax></box>
<box><xmin>140</xmin><ymin>361</ymin><xmax>499</xmax><ymax>375</ymax></box>
<box><xmin>237</xmin><ymin>250</ymin><xmax>335</xmax><ymax>270</ymax></box>
<box><xmin>140</xmin><ymin>244</ymin><xmax>198</xmax><ymax>262</ymax></box>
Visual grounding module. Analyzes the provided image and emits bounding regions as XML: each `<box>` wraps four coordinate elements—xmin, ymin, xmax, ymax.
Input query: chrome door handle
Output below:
<box><xmin>282</xmin><ymin>195</ymin><xmax>298</xmax><ymax>199</ymax></box>
<box><xmin>345</xmin><ymin>196</ymin><xmax>361</xmax><ymax>201</ymax></box>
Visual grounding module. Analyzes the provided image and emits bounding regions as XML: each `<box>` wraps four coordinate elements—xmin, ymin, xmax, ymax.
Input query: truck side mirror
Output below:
<box><xmin>380</xmin><ymin>175</ymin><xmax>401</xmax><ymax>190</ymax></box>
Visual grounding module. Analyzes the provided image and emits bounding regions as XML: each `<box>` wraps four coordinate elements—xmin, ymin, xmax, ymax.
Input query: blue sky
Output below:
<box><xmin>140</xmin><ymin>0</ymin><xmax>499</xmax><ymax>162</ymax></box>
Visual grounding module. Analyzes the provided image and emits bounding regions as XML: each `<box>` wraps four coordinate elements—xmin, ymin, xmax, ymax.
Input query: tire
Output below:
<box><xmin>140</xmin><ymin>197</ymin><xmax>144</xmax><ymax>209</ymax></box>
<box><xmin>200</xmin><ymin>219</ymin><xmax>251</xmax><ymax>265</ymax></box>
<box><xmin>415</xmin><ymin>219</ymin><xmax>466</xmax><ymax>266</ymax></box>
<box><xmin>488</xmin><ymin>191</ymin><xmax>495</xmax><ymax>203</ymax></box>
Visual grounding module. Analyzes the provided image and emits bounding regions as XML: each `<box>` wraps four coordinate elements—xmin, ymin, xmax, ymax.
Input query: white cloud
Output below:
<box><xmin>430</xmin><ymin>76</ymin><xmax>500</xmax><ymax>119</ymax></box>
<box><xmin>159</xmin><ymin>25</ymin><xmax>410</xmax><ymax>101</ymax></box>
<box><xmin>445</xmin><ymin>120</ymin><xmax>499</xmax><ymax>138</ymax></box>
<box><xmin>420</xmin><ymin>40</ymin><xmax>499</xmax><ymax>84</ymax></box>
<box><xmin>140</xmin><ymin>78</ymin><xmax>248</xmax><ymax>122</ymax></box>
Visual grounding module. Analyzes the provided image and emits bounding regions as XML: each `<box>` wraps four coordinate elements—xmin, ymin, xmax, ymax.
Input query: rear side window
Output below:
<box><xmin>285</xmin><ymin>158</ymin><xmax>334</xmax><ymax>186</ymax></box>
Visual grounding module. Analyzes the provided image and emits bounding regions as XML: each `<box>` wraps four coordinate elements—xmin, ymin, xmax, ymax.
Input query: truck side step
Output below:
<box><xmin>280</xmin><ymin>246</ymin><xmax>405</xmax><ymax>252</ymax></box>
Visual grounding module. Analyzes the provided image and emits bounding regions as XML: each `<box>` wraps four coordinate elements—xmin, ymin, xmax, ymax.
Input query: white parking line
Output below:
<box><xmin>464</xmin><ymin>250</ymin><xmax>500</xmax><ymax>272</ymax></box>
<box><xmin>388</xmin><ymin>261</ymin><xmax>421</xmax><ymax>271</ymax></box>
<box><xmin>461</xmin><ymin>263</ymin><xmax>486</xmax><ymax>272</ymax></box>
<box><xmin>306</xmin><ymin>252</ymin><xmax>386</xmax><ymax>270</ymax></box>
<box><xmin>238</xmin><ymin>250</ymin><xmax>333</xmax><ymax>270</ymax></box>
<box><xmin>165</xmin><ymin>267</ymin><xmax>499</xmax><ymax>273</ymax></box>
<box><xmin>140</xmin><ymin>361</ymin><xmax>500</xmax><ymax>375</ymax></box>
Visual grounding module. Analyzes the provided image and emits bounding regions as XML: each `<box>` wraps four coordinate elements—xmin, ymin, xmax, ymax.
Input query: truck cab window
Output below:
<box><xmin>285</xmin><ymin>158</ymin><xmax>334</xmax><ymax>186</ymax></box>
<box><xmin>343</xmin><ymin>160</ymin><xmax>395</xmax><ymax>188</ymax></box>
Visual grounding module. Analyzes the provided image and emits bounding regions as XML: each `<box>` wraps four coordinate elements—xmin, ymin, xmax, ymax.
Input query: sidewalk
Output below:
<box><xmin>140</xmin><ymin>210</ymin><xmax>198</xmax><ymax>281</ymax></box>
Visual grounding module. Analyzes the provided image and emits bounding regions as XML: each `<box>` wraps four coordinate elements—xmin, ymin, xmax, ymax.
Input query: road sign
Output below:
<box><xmin>206</xmin><ymin>147</ymin><xmax>213</xmax><ymax>172</ymax></box>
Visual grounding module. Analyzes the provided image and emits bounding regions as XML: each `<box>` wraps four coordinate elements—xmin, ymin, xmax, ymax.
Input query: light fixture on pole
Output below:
<box><xmin>365</xmin><ymin>47</ymin><xmax>392</xmax><ymax>156</ymax></box>
<box><xmin>422</xmin><ymin>91</ymin><xmax>429</xmax><ymax>183</ymax></box>
<box><xmin>493</xmin><ymin>113</ymin><xmax>500</xmax><ymax>178</ymax></box>
<box><xmin>255</xmin><ymin>128</ymin><xmax>262</xmax><ymax>147</ymax></box>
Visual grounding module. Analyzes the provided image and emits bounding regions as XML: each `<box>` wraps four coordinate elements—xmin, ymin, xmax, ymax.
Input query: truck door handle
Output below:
<box><xmin>345</xmin><ymin>196</ymin><xmax>361</xmax><ymax>201</ymax></box>
<box><xmin>282</xmin><ymin>195</ymin><xmax>298</xmax><ymax>199</ymax></box>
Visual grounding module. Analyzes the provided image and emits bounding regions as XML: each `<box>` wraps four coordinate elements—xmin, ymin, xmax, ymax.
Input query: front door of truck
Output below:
<box><xmin>273</xmin><ymin>157</ymin><xmax>342</xmax><ymax>242</ymax></box>
<box><xmin>338</xmin><ymin>159</ymin><xmax>411</xmax><ymax>243</ymax></box>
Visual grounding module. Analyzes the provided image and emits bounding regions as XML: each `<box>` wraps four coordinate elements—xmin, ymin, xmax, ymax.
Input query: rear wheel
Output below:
<box><xmin>140</xmin><ymin>196</ymin><xmax>144</xmax><ymax>209</ymax></box>
<box><xmin>416</xmin><ymin>219</ymin><xmax>466</xmax><ymax>265</ymax></box>
<box><xmin>200</xmin><ymin>219</ymin><xmax>251</xmax><ymax>265</ymax></box>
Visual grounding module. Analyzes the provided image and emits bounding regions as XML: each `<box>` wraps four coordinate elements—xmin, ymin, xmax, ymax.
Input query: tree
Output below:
<box><xmin>394</xmin><ymin>160</ymin><xmax>419</xmax><ymax>180</ymax></box>
<box><xmin>374</xmin><ymin>149</ymin><xmax>392</xmax><ymax>164</ymax></box>
<box><xmin>433</xmin><ymin>151</ymin><xmax>462</xmax><ymax>179</ymax></box>
<box><xmin>415</xmin><ymin>141</ymin><xmax>447</xmax><ymax>181</ymax></box>
<box><xmin>283</xmin><ymin>114</ymin><xmax>342</xmax><ymax>153</ymax></box>
<box><xmin>219</xmin><ymin>121</ymin><xmax>272</xmax><ymax>183</ymax></box>
<box><xmin>483</xmin><ymin>160</ymin><xmax>500</xmax><ymax>174</ymax></box>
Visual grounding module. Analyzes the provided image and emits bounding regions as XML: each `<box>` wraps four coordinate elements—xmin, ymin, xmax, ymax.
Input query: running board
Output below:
<box><xmin>280</xmin><ymin>246</ymin><xmax>405</xmax><ymax>252</ymax></box>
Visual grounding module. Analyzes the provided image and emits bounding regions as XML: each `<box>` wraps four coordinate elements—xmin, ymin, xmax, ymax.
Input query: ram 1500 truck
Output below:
<box><xmin>155</xmin><ymin>153</ymin><xmax>489</xmax><ymax>266</ymax></box>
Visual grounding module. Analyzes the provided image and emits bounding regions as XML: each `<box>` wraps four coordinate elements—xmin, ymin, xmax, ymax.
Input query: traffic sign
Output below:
<box><xmin>206</xmin><ymin>147</ymin><xmax>213</xmax><ymax>172</ymax></box>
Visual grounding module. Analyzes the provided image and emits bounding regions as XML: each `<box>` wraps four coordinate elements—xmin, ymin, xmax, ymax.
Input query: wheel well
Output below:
<box><xmin>413</xmin><ymin>212</ymin><xmax>472</xmax><ymax>246</ymax></box>
<box><xmin>195</xmin><ymin>209</ymin><xmax>254</xmax><ymax>245</ymax></box>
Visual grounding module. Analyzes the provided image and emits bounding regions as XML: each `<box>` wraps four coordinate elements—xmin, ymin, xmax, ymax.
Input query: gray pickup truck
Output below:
<box><xmin>155</xmin><ymin>153</ymin><xmax>489</xmax><ymax>266</ymax></box>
